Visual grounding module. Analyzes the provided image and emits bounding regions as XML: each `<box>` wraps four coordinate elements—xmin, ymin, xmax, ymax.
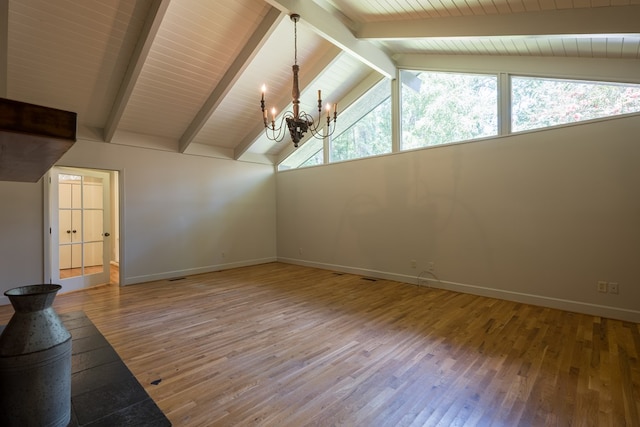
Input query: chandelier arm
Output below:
<box><xmin>299</xmin><ymin>110</ymin><xmax>338</xmax><ymax>140</ymax></box>
<box><xmin>264</xmin><ymin>115</ymin><xmax>291</xmax><ymax>142</ymax></box>
<box><xmin>266</xmin><ymin>111</ymin><xmax>296</xmax><ymax>131</ymax></box>
<box><xmin>264</xmin><ymin>125</ymin><xmax>286</xmax><ymax>142</ymax></box>
<box><xmin>326</xmin><ymin>118</ymin><xmax>337</xmax><ymax>137</ymax></box>
<box><xmin>265</xmin><ymin>126</ymin><xmax>288</xmax><ymax>142</ymax></box>
<box><xmin>306</xmin><ymin>115</ymin><xmax>325</xmax><ymax>140</ymax></box>
<box><xmin>299</xmin><ymin>112</ymin><xmax>317</xmax><ymax>132</ymax></box>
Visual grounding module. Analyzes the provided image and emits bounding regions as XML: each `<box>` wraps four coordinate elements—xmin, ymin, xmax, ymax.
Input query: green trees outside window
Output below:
<box><xmin>330</xmin><ymin>79</ymin><xmax>392</xmax><ymax>162</ymax></box>
<box><xmin>279</xmin><ymin>69</ymin><xmax>640</xmax><ymax>170</ymax></box>
<box><xmin>401</xmin><ymin>70</ymin><xmax>498</xmax><ymax>150</ymax></box>
<box><xmin>512</xmin><ymin>76</ymin><xmax>640</xmax><ymax>132</ymax></box>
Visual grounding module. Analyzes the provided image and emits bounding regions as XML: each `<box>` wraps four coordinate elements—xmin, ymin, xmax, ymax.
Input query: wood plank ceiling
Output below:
<box><xmin>2</xmin><ymin>0</ymin><xmax>639</xmax><ymax>165</ymax></box>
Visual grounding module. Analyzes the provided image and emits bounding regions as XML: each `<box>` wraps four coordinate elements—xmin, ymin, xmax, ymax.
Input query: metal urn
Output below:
<box><xmin>0</xmin><ymin>284</ymin><xmax>72</xmax><ymax>427</ymax></box>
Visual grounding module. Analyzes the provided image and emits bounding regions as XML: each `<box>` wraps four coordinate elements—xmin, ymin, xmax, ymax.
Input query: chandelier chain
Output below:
<box><xmin>293</xmin><ymin>17</ymin><xmax>297</xmax><ymax>66</ymax></box>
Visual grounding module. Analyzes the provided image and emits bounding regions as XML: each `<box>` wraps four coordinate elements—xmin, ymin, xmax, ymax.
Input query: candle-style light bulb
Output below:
<box><xmin>326</xmin><ymin>103</ymin><xmax>331</xmax><ymax>119</ymax></box>
<box><xmin>261</xmin><ymin>84</ymin><xmax>266</xmax><ymax>101</ymax></box>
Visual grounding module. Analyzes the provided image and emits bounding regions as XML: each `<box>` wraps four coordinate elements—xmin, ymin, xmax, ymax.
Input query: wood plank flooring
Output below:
<box><xmin>1</xmin><ymin>263</ymin><xmax>638</xmax><ymax>426</ymax></box>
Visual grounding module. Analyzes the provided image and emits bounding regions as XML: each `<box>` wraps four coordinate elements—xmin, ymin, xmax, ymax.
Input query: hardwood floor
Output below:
<box><xmin>1</xmin><ymin>263</ymin><xmax>638</xmax><ymax>426</ymax></box>
<box><xmin>59</xmin><ymin>263</ymin><xmax>119</xmax><ymax>285</ymax></box>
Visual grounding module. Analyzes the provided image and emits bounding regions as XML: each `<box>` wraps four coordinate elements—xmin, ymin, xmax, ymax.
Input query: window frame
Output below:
<box><xmin>509</xmin><ymin>74</ymin><xmax>640</xmax><ymax>133</ymax></box>
<box><xmin>277</xmin><ymin>60</ymin><xmax>640</xmax><ymax>172</ymax></box>
<box><xmin>329</xmin><ymin>77</ymin><xmax>393</xmax><ymax>164</ymax></box>
<box><xmin>399</xmin><ymin>69</ymin><xmax>500</xmax><ymax>151</ymax></box>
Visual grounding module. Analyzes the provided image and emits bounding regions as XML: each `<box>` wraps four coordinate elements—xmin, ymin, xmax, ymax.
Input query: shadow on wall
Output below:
<box><xmin>330</xmin><ymin>147</ymin><xmax>495</xmax><ymax>278</ymax></box>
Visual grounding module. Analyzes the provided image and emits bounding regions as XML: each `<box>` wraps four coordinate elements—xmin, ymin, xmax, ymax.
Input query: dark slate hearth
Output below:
<box><xmin>59</xmin><ymin>311</ymin><xmax>172</xmax><ymax>427</ymax></box>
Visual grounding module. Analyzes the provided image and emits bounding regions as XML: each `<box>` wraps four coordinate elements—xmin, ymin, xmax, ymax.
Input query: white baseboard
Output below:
<box><xmin>278</xmin><ymin>258</ymin><xmax>640</xmax><ymax>323</ymax></box>
<box><xmin>4</xmin><ymin>258</ymin><xmax>637</xmax><ymax>323</ymax></box>
<box><xmin>0</xmin><ymin>258</ymin><xmax>277</xmax><ymax>308</ymax></box>
<box><xmin>123</xmin><ymin>257</ymin><xmax>277</xmax><ymax>286</ymax></box>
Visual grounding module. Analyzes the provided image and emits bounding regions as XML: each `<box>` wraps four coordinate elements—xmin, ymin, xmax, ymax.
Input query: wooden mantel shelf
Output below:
<box><xmin>0</xmin><ymin>97</ymin><xmax>77</xmax><ymax>183</ymax></box>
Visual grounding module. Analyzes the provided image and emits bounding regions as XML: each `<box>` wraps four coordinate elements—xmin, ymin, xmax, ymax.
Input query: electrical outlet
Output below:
<box><xmin>609</xmin><ymin>282</ymin><xmax>619</xmax><ymax>294</ymax></box>
<box><xmin>428</xmin><ymin>262</ymin><xmax>435</xmax><ymax>272</ymax></box>
<box><xmin>411</xmin><ymin>260</ymin><xmax>417</xmax><ymax>268</ymax></box>
<box><xmin>597</xmin><ymin>281</ymin><xmax>608</xmax><ymax>293</ymax></box>
<box><xmin>299</xmin><ymin>247</ymin><xmax>303</xmax><ymax>255</ymax></box>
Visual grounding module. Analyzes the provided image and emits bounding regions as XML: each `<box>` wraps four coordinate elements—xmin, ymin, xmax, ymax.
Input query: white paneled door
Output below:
<box><xmin>46</xmin><ymin>167</ymin><xmax>111</xmax><ymax>292</ymax></box>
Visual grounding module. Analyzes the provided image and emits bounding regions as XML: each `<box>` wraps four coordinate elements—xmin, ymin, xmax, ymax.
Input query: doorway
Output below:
<box><xmin>45</xmin><ymin>167</ymin><xmax>120</xmax><ymax>293</ymax></box>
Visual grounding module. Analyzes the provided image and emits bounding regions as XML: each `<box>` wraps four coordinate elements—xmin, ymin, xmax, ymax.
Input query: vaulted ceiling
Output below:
<box><xmin>1</xmin><ymin>0</ymin><xmax>638</xmax><ymax>165</ymax></box>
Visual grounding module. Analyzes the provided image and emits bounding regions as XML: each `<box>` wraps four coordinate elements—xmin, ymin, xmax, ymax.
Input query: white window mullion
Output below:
<box><xmin>499</xmin><ymin>72</ymin><xmax>511</xmax><ymax>135</ymax></box>
<box><xmin>324</xmin><ymin>132</ymin><xmax>330</xmax><ymax>164</ymax></box>
<box><xmin>392</xmin><ymin>70</ymin><xmax>401</xmax><ymax>153</ymax></box>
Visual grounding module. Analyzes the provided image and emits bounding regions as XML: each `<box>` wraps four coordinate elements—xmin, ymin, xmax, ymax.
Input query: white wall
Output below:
<box><xmin>0</xmin><ymin>181</ymin><xmax>44</xmax><ymax>292</ymax></box>
<box><xmin>276</xmin><ymin>115</ymin><xmax>640</xmax><ymax>322</ymax></box>
<box><xmin>0</xmin><ymin>139</ymin><xmax>276</xmax><ymax>304</ymax></box>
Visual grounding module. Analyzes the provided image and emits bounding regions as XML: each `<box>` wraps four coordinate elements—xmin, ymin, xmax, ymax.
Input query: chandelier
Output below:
<box><xmin>260</xmin><ymin>13</ymin><xmax>337</xmax><ymax>148</ymax></box>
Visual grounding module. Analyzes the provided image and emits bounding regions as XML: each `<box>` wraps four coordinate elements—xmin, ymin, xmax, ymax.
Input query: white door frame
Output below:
<box><xmin>44</xmin><ymin>166</ymin><xmax>123</xmax><ymax>290</ymax></box>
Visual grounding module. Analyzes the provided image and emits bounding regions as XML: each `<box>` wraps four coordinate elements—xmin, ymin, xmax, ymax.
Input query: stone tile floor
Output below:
<box><xmin>62</xmin><ymin>311</ymin><xmax>171</xmax><ymax>426</ymax></box>
<box><xmin>1</xmin><ymin>311</ymin><xmax>171</xmax><ymax>427</ymax></box>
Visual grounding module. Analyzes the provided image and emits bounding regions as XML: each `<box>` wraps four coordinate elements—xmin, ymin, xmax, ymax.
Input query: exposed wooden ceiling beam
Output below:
<box><xmin>179</xmin><ymin>7</ymin><xmax>283</xmax><ymax>154</ymax></box>
<box><xmin>358</xmin><ymin>5</ymin><xmax>640</xmax><ymax>39</ymax></box>
<box><xmin>264</xmin><ymin>0</ymin><xmax>396</xmax><ymax>79</ymax></box>
<box><xmin>103</xmin><ymin>0</ymin><xmax>170</xmax><ymax>143</ymax></box>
